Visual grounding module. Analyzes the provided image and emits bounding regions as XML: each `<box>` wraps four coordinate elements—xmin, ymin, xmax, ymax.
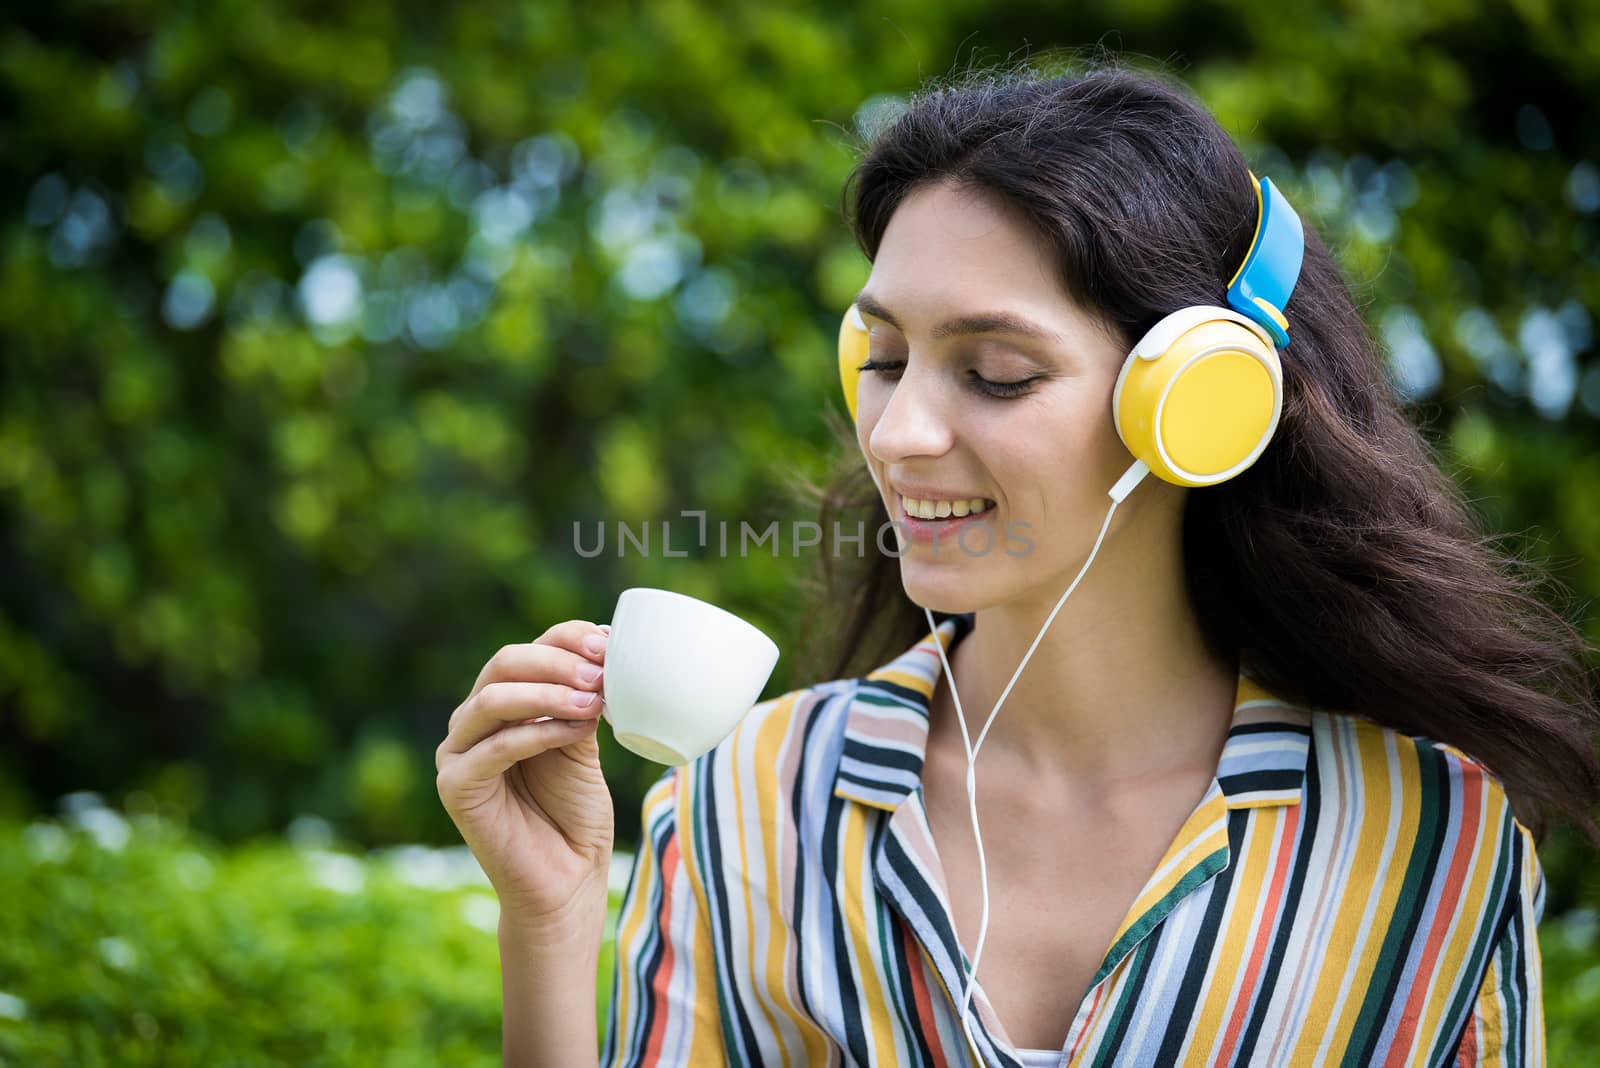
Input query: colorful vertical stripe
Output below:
<box><xmin>599</xmin><ymin>612</ymin><xmax>1546</xmax><ymax>1066</ymax></box>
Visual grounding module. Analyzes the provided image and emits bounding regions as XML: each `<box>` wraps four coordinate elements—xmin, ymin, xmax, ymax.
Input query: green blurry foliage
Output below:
<box><xmin>1</xmin><ymin>1</ymin><xmax>1597</xmax><ymax>911</ymax></box>
<box><xmin>0</xmin><ymin>797</ymin><xmax>626</xmax><ymax>1064</ymax></box>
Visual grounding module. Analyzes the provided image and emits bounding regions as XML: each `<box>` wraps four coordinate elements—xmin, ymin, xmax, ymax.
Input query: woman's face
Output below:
<box><xmin>853</xmin><ymin>179</ymin><xmax>1159</xmax><ymax>615</ymax></box>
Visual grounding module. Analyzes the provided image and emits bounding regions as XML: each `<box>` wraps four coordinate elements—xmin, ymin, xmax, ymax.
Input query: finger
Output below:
<box><xmin>455</xmin><ymin>646</ymin><xmax>605</xmax><ymax>735</ymax></box>
<box><xmin>439</xmin><ymin>716</ymin><xmax>600</xmax><ymax>790</ymax></box>
<box><xmin>470</xmin><ymin>621</ymin><xmax>608</xmax><ymax>701</ymax></box>
<box><xmin>467</xmin><ymin>633</ymin><xmax>603</xmax><ymax>706</ymax></box>
<box><xmin>444</xmin><ymin>678</ymin><xmax>604</xmax><ymax>757</ymax></box>
<box><xmin>534</xmin><ymin>618</ymin><xmax>610</xmax><ymax>660</ymax></box>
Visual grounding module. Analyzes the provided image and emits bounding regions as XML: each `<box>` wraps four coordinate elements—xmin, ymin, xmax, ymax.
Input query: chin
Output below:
<box><xmin>898</xmin><ymin>568</ymin><xmax>992</xmax><ymax>618</ymax></box>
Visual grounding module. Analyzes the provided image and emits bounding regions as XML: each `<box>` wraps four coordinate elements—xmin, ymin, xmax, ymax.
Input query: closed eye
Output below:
<box><xmin>855</xmin><ymin>358</ymin><xmax>1039</xmax><ymax>400</ymax></box>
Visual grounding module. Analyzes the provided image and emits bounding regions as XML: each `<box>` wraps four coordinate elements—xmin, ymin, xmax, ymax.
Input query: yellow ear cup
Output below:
<box><xmin>837</xmin><ymin>304</ymin><xmax>870</xmax><ymax>424</ymax></box>
<box><xmin>1113</xmin><ymin>308</ymin><xmax>1283</xmax><ymax>487</ymax></box>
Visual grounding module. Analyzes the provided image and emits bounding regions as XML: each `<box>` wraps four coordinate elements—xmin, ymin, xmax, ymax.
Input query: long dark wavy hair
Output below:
<box><xmin>789</xmin><ymin>56</ymin><xmax>1600</xmax><ymax>852</ymax></box>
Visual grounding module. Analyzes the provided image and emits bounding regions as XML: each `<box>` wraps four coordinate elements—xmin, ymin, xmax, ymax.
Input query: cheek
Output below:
<box><xmin>1003</xmin><ymin>409</ymin><xmax>1123</xmax><ymax>505</ymax></box>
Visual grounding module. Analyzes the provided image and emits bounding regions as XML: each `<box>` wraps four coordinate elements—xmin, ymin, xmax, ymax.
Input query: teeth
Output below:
<box><xmin>901</xmin><ymin>496</ymin><xmax>992</xmax><ymax>520</ymax></box>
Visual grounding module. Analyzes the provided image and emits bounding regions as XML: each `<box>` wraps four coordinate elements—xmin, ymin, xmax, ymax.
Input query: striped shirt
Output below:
<box><xmin>600</xmin><ymin>611</ymin><xmax>1546</xmax><ymax>1066</ymax></box>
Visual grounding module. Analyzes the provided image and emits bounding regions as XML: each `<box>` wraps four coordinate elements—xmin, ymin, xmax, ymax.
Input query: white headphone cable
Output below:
<box><xmin>924</xmin><ymin>458</ymin><xmax>1148</xmax><ymax>1064</ymax></box>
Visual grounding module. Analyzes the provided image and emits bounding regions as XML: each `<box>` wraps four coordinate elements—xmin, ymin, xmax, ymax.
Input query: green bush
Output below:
<box><xmin>1545</xmin><ymin>905</ymin><xmax>1600</xmax><ymax>1064</ymax></box>
<box><xmin>0</xmin><ymin>796</ymin><xmax>622</xmax><ymax>1065</ymax></box>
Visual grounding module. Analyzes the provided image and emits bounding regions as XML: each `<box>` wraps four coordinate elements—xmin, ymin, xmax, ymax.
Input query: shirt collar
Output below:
<box><xmin>831</xmin><ymin>612</ymin><xmax>1312</xmax><ymax>812</ymax></box>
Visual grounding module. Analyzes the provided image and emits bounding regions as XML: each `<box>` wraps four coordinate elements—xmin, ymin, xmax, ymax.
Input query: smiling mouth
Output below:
<box><xmin>898</xmin><ymin>495</ymin><xmax>997</xmax><ymax>521</ymax></box>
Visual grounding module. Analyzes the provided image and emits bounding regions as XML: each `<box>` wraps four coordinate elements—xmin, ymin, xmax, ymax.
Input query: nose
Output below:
<box><xmin>865</xmin><ymin>361</ymin><xmax>957</xmax><ymax>466</ymax></box>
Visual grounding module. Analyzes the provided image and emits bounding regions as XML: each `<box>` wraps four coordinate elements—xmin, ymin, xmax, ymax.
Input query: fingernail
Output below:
<box><xmin>578</xmin><ymin>663</ymin><xmax>602</xmax><ymax>683</ymax></box>
<box><xmin>584</xmin><ymin>633</ymin><xmax>607</xmax><ymax>655</ymax></box>
<box><xmin>572</xmin><ymin>690</ymin><xmax>597</xmax><ymax>707</ymax></box>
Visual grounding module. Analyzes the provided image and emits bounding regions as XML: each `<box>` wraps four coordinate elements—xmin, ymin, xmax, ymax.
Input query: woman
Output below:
<box><xmin>435</xmin><ymin>60</ymin><xmax>1600</xmax><ymax>1066</ymax></box>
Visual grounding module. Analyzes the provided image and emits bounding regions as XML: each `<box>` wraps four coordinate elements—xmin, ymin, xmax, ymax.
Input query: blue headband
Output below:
<box><xmin>1224</xmin><ymin>174</ymin><xmax>1305</xmax><ymax>348</ymax></box>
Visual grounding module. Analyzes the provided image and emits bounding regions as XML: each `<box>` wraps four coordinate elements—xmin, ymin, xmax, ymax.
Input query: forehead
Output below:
<box><xmin>864</xmin><ymin>181</ymin><xmax>1101</xmax><ymax>340</ymax></box>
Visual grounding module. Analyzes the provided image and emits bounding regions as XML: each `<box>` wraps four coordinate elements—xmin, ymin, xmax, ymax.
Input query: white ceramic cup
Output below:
<box><xmin>601</xmin><ymin>587</ymin><xmax>781</xmax><ymax>766</ymax></box>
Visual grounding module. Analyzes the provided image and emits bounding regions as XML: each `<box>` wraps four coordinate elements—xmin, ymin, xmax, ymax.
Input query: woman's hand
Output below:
<box><xmin>435</xmin><ymin>620</ymin><xmax>614</xmax><ymax>939</ymax></box>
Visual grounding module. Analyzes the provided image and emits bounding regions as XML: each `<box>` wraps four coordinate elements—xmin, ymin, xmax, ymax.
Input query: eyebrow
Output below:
<box><xmin>852</xmin><ymin>292</ymin><xmax>1065</xmax><ymax>345</ymax></box>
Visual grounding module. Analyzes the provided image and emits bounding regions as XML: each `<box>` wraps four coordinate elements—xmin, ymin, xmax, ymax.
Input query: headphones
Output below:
<box><xmin>836</xmin><ymin>171</ymin><xmax>1305</xmax><ymax>489</ymax></box>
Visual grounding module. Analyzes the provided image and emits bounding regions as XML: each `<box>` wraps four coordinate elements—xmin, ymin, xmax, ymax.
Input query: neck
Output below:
<box><xmin>928</xmin><ymin>501</ymin><xmax>1239</xmax><ymax>796</ymax></box>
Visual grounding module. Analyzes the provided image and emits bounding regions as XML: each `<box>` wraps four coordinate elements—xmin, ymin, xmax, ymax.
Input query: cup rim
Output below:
<box><xmin>614</xmin><ymin>586</ymin><xmax>779</xmax><ymax>659</ymax></box>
